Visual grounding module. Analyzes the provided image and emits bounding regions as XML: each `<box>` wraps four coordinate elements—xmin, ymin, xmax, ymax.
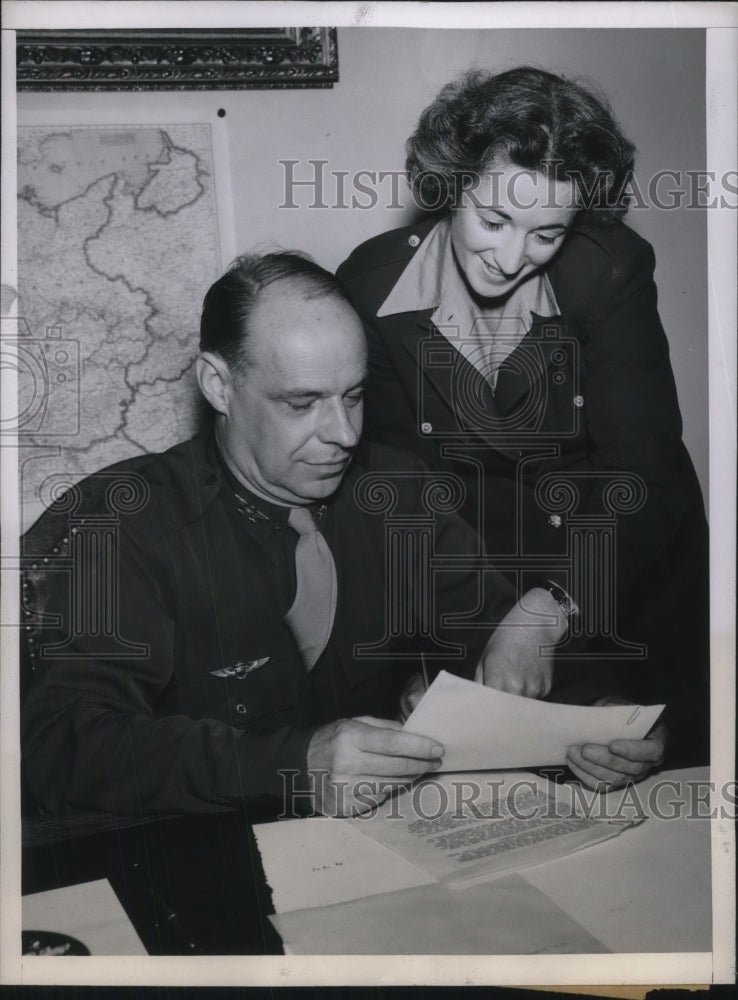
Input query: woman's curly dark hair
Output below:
<box><xmin>406</xmin><ymin>66</ymin><xmax>636</xmax><ymax>226</ymax></box>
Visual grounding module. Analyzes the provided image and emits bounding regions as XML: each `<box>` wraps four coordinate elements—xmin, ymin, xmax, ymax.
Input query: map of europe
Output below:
<box><xmin>15</xmin><ymin>125</ymin><xmax>222</xmax><ymax>529</ymax></box>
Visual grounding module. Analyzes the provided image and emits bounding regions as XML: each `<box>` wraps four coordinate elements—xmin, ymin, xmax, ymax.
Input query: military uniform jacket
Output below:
<box><xmin>338</xmin><ymin>218</ymin><xmax>705</xmax><ymax>588</ymax></box>
<box><xmin>338</xmin><ymin>219</ymin><xmax>709</xmax><ymax>765</ymax></box>
<box><xmin>21</xmin><ymin>432</ymin><xmax>515</xmax><ymax>816</ymax></box>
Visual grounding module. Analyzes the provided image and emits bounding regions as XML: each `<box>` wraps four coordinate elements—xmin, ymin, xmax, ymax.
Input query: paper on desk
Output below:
<box><xmin>352</xmin><ymin>770</ymin><xmax>645</xmax><ymax>888</ymax></box>
<box><xmin>403</xmin><ymin>670</ymin><xmax>664</xmax><ymax>770</ymax></box>
<box><xmin>252</xmin><ymin>817</ymin><xmax>435</xmax><ymax>913</ymax></box>
<box><xmin>269</xmin><ymin>874</ymin><xmax>608</xmax><ymax>955</ymax></box>
<box><xmin>22</xmin><ymin>879</ymin><xmax>147</xmax><ymax>955</ymax></box>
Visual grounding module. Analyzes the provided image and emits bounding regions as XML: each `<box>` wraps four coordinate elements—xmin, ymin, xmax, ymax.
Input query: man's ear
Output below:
<box><xmin>196</xmin><ymin>352</ymin><xmax>233</xmax><ymax>416</ymax></box>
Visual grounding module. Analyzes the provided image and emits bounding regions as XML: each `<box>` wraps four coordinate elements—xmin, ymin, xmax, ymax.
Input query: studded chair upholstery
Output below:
<box><xmin>20</xmin><ymin>503</ymin><xmax>75</xmax><ymax>702</ymax></box>
<box><xmin>19</xmin><ymin>504</ymin><xmax>77</xmax><ymax>817</ymax></box>
<box><xmin>20</xmin><ymin>500</ymin><xmax>185</xmax><ymax>834</ymax></box>
<box><xmin>20</xmin><ymin>498</ymin><xmax>77</xmax><ymax>704</ymax></box>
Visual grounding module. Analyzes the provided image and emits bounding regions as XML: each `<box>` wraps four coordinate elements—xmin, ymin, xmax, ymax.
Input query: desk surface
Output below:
<box><xmin>22</xmin><ymin>768</ymin><xmax>712</xmax><ymax>956</ymax></box>
<box><xmin>523</xmin><ymin>767</ymin><xmax>712</xmax><ymax>953</ymax></box>
<box><xmin>265</xmin><ymin>767</ymin><xmax>713</xmax><ymax>955</ymax></box>
<box><xmin>22</xmin><ymin>805</ymin><xmax>282</xmax><ymax>955</ymax></box>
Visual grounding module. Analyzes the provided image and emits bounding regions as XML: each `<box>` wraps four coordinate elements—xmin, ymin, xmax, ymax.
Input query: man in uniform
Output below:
<box><xmin>21</xmin><ymin>252</ymin><xmax>663</xmax><ymax>820</ymax></box>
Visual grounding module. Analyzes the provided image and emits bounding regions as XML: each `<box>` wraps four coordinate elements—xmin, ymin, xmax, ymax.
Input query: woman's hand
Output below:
<box><xmin>566</xmin><ymin>697</ymin><xmax>667</xmax><ymax>791</ymax></box>
<box><xmin>473</xmin><ymin>588</ymin><xmax>567</xmax><ymax>698</ymax></box>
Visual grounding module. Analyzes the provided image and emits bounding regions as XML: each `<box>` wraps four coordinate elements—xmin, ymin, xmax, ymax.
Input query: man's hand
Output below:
<box><xmin>306</xmin><ymin>716</ymin><xmax>444</xmax><ymax>817</ymax></box>
<box><xmin>474</xmin><ymin>587</ymin><xmax>568</xmax><ymax>698</ymax></box>
<box><xmin>566</xmin><ymin>697</ymin><xmax>667</xmax><ymax>790</ymax></box>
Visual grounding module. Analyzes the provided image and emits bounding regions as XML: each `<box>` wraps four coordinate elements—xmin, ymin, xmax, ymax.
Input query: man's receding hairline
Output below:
<box><xmin>254</xmin><ymin>272</ymin><xmax>349</xmax><ymax>306</ymax></box>
<box><xmin>232</xmin><ymin>276</ymin><xmax>360</xmax><ymax>378</ymax></box>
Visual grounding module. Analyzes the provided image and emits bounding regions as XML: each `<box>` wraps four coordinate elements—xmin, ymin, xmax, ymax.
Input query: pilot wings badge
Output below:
<box><xmin>209</xmin><ymin>657</ymin><xmax>270</xmax><ymax>679</ymax></box>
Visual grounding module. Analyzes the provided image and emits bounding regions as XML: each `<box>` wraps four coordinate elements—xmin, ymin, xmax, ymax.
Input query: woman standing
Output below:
<box><xmin>338</xmin><ymin>67</ymin><xmax>709</xmax><ymax>771</ymax></box>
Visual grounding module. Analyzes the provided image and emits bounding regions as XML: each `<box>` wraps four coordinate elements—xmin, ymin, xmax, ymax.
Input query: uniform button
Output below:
<box><xmin>235</xmin><ymin>703</ymin><xmax>248</xmax><ymax>715</ymax></box>
<box><xmin>573</xmin><ymin>395</ymin><xmax>584</xmax><ymax>408</ymax></box>
<box><xmin>548</xmin><ymin>514</ymin><xmax>563</xmax><ymax>528</ymax></box>
<box><xmin>515</xmin><ymin>449</ymin><xmax>524</xmax><ymax>458</ymax></box>
<box><xmin>420</xmin><ymin>421</ymin><xmax>432</xmax><ymax>434</ymax></box>
<box><xmin>408</xmin><ymin>234</ymin><xmax>421</xmax><ymax>248</ymax></box>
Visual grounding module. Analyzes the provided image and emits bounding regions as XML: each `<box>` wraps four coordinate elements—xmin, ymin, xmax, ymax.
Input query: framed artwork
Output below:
<box><xmin>16</xmin><ymin>27</ymin><xmax>338</xmax><ymax>90</ymax></box>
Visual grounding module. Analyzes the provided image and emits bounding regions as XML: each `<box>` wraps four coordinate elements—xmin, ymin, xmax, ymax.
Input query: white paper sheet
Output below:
<box><xmin>252</xmin><ymin>816</ymin><xmax>435</xmax><ymax>913</ymax></box>
<box><xmin>403</xmin><ymin>671</ymin><xmax>664</xmax><ymax>771</ymax></box>
<box><xmin>22</xmin><ymin>879</ymin><xmax>147</xmax><ymax>956</ymax></box>
<box><xmin>269</xmin><ymin>875</ymin><xmax>608</xmax><ymax>955</ymax></box>
<box><xmin>351</xmin><ymin>770</ymin><xmax>644</xmax><ymax>888</ymax></box>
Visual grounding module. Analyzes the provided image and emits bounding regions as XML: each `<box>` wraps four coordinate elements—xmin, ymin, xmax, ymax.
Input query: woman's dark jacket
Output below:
<box><xmin>338</xmin><ymin>218</ymin><xmax>709</xmax><ymax>766</ymax></box>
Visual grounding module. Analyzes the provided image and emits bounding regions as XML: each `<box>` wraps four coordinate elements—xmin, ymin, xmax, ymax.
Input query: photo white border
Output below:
<box><xmin>705</xmin><ymin>22</ymin><xmax>738</xmax><ymax>987</ymax></box>
<box><xmin>1</xmin><ymin>1</ymin><xmax>735</xmax><ymax>989</ymax></box>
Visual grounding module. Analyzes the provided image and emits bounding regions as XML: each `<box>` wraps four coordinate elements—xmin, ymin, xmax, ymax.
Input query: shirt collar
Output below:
<box><xmin>377</xmin><ymin>216</ymin><xmax>560</xmax><ymax>329</ymax></box>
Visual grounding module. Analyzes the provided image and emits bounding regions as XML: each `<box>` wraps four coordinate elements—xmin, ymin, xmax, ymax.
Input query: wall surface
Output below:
<box><xmin>17</xmin><ymin>27</ymin><xmax>709</xmax><ymax>499</ymax></box>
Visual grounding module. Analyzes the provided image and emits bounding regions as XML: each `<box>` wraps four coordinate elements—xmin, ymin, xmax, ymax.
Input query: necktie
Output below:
<box><xmin>285</xmin><ymin>506</ymin><xmax>337</xmax><ymax>670</ymax></box>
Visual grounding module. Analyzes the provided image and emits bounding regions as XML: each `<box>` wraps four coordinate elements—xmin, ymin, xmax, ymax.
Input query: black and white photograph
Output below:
<box><xmin>1</xmin><ymin>0</ymin><xmax>735</xmax><ymax>990</ymax></box>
